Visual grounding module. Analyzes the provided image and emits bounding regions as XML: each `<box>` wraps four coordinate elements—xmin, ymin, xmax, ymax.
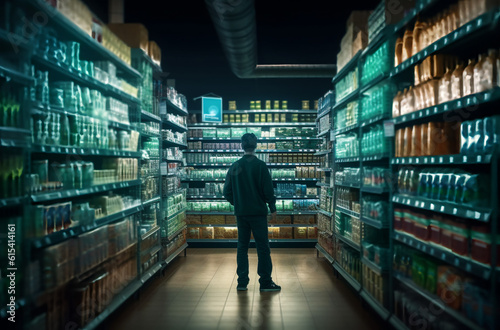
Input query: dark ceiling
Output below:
<box><xmin>84</xmin><ymin>0</ymin><xmax>379</xmax><ymax>109</ymax></box>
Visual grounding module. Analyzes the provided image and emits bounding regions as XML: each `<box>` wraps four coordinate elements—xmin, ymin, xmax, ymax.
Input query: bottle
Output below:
<box><xmin>462</xmin><ymin>59</ymin><xmax>476</xmax><ymax>96</ymax></box>
<box><xmin>411</xmin><ymin>124</ymin><xmax>422</xmax><ymax>157</ymax></box>
<box><xmin>395</xmin><ymin>37</ymin><xmax>403</xmax><ymax>66</ymax></box>
<box><xmin>438</xmin><ymin>68</ymin><xmax>453</xmax><ymax>104</ymax></box>
<box><xmin>421</xmin><ymin>122</ymin><xmax>428</xmax><ymax>156</ymax></box>
<box><xmin>473</xmin><ymin>54</ymin><xmax>486</xmax><ymax>93</ymax></box>
<box><xmin>412</xmin><ymin>19</ymin><xmax>425</xmax><ymax>55</ymax></box>
<box><xmin>481</xmin><ymin>49</ymin><xmax>497</xmax><ymax>92</ymax></box>
<box><xmin>402</xmin><ymin>29</ymin><xmax>413</xmax><ymax>62</ymax></box>
<box><xmin>407</xmin><ymin>86</ymin><xmax>415</xmax><ymax>113</ymax></box>
<box><xmin>403</xmin><ymin>126</ymin><xmax>413</xmax><ymax>157</ymax></box>
<box><xmin>393</xmin><ymin>91</ymin><xmax>402</xmax><ymax>118</ymax></box>
<box><xmin>451</xmin><ymin>64</ymin><xmax>465</xmax><ymax>100</ymax></box>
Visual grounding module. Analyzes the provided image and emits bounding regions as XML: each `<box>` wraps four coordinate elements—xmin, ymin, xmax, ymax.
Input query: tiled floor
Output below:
<box><xmin>105</xmin><ymin>248</ymin><xmax>384</xmax><ymax>330</ymax></box>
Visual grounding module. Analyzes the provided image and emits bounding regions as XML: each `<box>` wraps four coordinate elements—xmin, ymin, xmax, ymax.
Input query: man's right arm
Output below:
<box><xmin>261</xmin><ymin>164</ymin><xmax>276</xmax><ymax>213</ymax></box>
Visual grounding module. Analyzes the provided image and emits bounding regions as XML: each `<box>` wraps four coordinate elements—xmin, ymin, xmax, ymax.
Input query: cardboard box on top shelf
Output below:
<box><xmin>352</xmin><ymin>30</ymin><xmax>368</xmax><ymax>56</ymax></box>
<box><xmin>148</xmin><ymin>40</ymin><xmax>162</xmax><ymax>67</ymax></box>
<box><xmin>107</xmin><ymin>23</ymin><xmax>149</xmax><ymax>54</ymax></box>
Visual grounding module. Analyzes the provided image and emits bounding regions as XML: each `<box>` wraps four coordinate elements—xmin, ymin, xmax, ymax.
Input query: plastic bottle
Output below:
<box><xmin>473</xmin><ymin>54</ymin><xmax>486</xmax><ymax>93</ymax></box>
<box><xmin>402</xmin><ymin>29</ymin><xmax>413</xmax><ymax>62</ymax></box>
<box><xmin>451</xmin><ymin>64</ymin><xmax>465</xmax><ymax>100</ymax></box>
<box><xmin>462</xmin><ymin>59</ymin><xmax>476</xmax><ymax>96</ymax></box>
<box><xmin>395</xmin><ymin>37</ymin><xmax>403</xmax><ymax>66</ymax></box>
<box><xmin>439</xmin><ymin>68</ymin><xmax>453</xmax><ymax>104</ymax></box>
<box><xmin>481</xmin><ymin>49</ymin><xmax>497</xmax><ymax>92</ymax></box>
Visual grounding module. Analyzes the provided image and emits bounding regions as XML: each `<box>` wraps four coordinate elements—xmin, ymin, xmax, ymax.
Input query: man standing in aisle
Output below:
<box><xmin>223</xmin><ymin>133</ymin><xmax>281</xmax><ymax>292</ymax></box>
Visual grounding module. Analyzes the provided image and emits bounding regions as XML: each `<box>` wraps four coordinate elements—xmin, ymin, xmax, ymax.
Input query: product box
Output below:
<box><xmin>279</xmin><ymin>227</ymin><xmax>293</xmax><ymax>239</ymax></box>
<box><xmin>231</xmin><ymin>127</ymin><xmax>247</xmax><ymax>138</ymax></box>
<box><xmin>187</xmin><ymin>228</ymin><xmax>200</xmax><ymax>239</ymax></box>
<box><xmin>107</xmin><ymin>23</ymin><xmax>149</xmax><ymax>54</ymax></box>
<box><xmin>247</xmin><ymin>127</ymin><xmax>262</xmax><ymax>137</ymax></box>
<box><xmin>201</xmin><ymin>227</ymin><xmax>214</xmax><ymax>239</ymax></box>
<box><xmin>268</xmin><ymin>227</ymin><xmax>280</xmax><ymax>239</ymax></box>
<box><xmin>214</xmin><ymin>227</ymin><xmax>225</xmax><ymax>239</ymax></box>
<box><xmin>225</xmin><ymin>215</ymin><xmax>236</xmax><ymax>224</ymax></box>
<box><xmin>148</xmin><ymin>40</ymin><xmax>161</xmax><ymax>67</ymax></box>
<box><xmin>186</xmin><ymin>215</ymin><xmax>202</xmax><ymax>225</ymax></box>
<box><xmin>275</xmin><ymin>215</ymin><xmax>292</xmax><ymax>224</ymax></box>
<box><xmin>294</xmin><ymin>227</ymin><xmax>308</xmax><ymax>239</ymax></box>
<box><xmin>307</xmin><ymin>227</ymin><xmax>318</xmax><ymax>239</ymax></box>
<box><xmin>203</xmin><ymin>129</ymin><xmax>217</xmax><ymax>138</ymax></box>
<box><xmin>217</xmin><ymin>128</ymin><xmax>231</xmax><ymax>138</ymax></box>
<box><xmin>294</xmin><ymin>215</ymin><xmax>316</xmax><ymax>224</ymax></box>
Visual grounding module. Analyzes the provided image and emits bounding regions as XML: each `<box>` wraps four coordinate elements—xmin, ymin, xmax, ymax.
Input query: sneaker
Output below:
<box><xmin>260</xmin><ymin>282</ymin><xmax>281</xmax><ymax>292</ymax></box>
<box><xmin>237</xmin><ymin>285</ymin><xmax>248</xmax><ymax>291</ymax></box>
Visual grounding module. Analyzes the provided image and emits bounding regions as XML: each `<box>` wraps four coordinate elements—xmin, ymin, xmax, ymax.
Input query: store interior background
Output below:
<box><xmin>84</xmin><ymin>0</ymin><xmax>378</xmax><ymax>106</ymax></box>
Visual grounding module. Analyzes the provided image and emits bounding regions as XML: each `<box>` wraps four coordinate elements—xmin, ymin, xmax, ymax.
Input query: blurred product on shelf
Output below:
<box><xmin>185</xmin><ymin>153</ymin><xmax>318</xmax><ymax>164</ymax></box>
<box><xmin>335</xmin><ymin>211</ymin><xmax>362</xmax><ymax>245</ymax></box>
<box><xmin>393</xmin><ymin>51</ymin><xmax>499</xmax><ymax>118</ymax></box>
<box><xmin>336</xmin><ymin>187</ymin><xmax>360</xmax><ymax>211</ymax></box>
<box><xmin>336</xmin><ymin>133</ymin><xmax>359</xmax><ymax>159</ymax></box>
<box><xmin>361</xmin><ymin>83</ymin><xmax>393</xmax><ymax>121</ymax></box>
<box><xmin>396</xmin><ymin>167</ymin><xmax>490</xmax><ymax>207</ymax></box>
<box><xmin>107</xmin><ymin>23</ymin><xmax>149</xmax><ymax>55</ymax></box>
<box><xmin>394</xmin><ymin>121</ymin><xmax>461</xmax><ymax>157</ymax></box>
<box><xmin>162</xmin><ymin>129</ymin><xmax>186</xmax><ymax>145</ymax></box>
<box><xmin>188</xmin><ymin>127</ymin><xmax>317</xmax><ymax>138</ymax></box>
<box><xmin>361</xmin><ymin>125</ymin><xmax>390</xmax><ymax>157</ymax></box>
<box><xmin>336</xmin><ymin>68</ymin><xmax>359</xmax><ymax>102</ymax></box>
<box><xmin>336</xmin><ymin>167</ymin><xmax>361</xmax><ymax>186</ymax></box>
<box><xmin>0</xmin><ymin>153</ymin><xmax>24</xmax><ymax>199</ymax></box>
<box><xmin>319</xmin><ymin>187</ymin><xmax>334</xmax><ymax>213</ymax></box>
<box><xmin>460</xmin><ymin>116</ymin><xmax>500</xmax><ymax>155</ymax></box>
<box><xmin>141</xmin><ymin>122</ymin><xmax>160</xmax><ymax>136</ymax></box>
<box><xmin>30</xmin><ymin>158</ymin><xmax>137</xmax><ymax>194</ymax></box>
<box><xmin>362</xmin><ymin>197</ymin><xmax>388</xmax><ymax>224</ymax></box>
<box><xmin>162</xmin><ymin>175</ymin><xmax>181</xmax><ymax>196</ymax></box>
<box><xmin>318</xmin><ymin>114</ymin><xmax>330</xmax><ymax>134</ymax></box>
<box><xmin>164</xmin><ymin>230</ymin><xmax>187</xmax><ymax>257</ymax></box>
<box><xmin>166</xmin><ymin>113</ymin><xmax>187</xmax><ymax>127</ymax></box>
<box><xmin>142</xmin><ymin>138</ymin><xmax>160</xmax><ymax>158</ymax></box>
<box><xmin>0</xmin><ymin>83</ymin><xmax>21</xmax><ymax>128</ymax></box>
<box><xmin>361</xmin><ymin>40</ymin><xmax>391</xmax><ymax>85</ymax></box>
<box><xmin>335</xmin><ymin>241</ymin><xmax>361</xmax><ymax>282</ymax></box>
<box><xmin>395</xmin><ymin>1</ymin><xmax>497</xmax><ymax>67</ymax></box>
<box><xmin>335</xmin><ymin>101</ymin><xmax>359</xmax><ymax>130</ymax></box>
<box><xmin>161</xmin><ymin>86</ymin><xmax>187</xmax><ymax>112</ymax></box>
<box><xmin>336</xmin><ymin>11</ymin><xmax>370</xmax><ymax>71</ymax></box>
<box><xmin>362</xmin><ymin>167</ymin><xmax>390</xmax><ymax>188</ymax></box>
<box><xmin>318</xmin><ymin>213</ymin><xmax>332</xmax><ymax>233</ymax></box>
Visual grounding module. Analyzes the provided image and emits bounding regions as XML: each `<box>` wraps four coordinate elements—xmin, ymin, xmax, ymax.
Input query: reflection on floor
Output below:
<box><xmin>105</xmin><ymin>248</ymin><xmax>384</xmax><ymax>330</ymax></box>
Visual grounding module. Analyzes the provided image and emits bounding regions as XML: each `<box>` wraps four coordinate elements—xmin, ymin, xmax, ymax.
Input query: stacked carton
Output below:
<box><xmin>337</xmin><ymin>11</ymin><xmax>371</xmax><ymax>71</ymax></box>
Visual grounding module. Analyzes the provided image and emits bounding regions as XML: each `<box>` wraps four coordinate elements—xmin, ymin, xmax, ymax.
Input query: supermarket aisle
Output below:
<box><xmin>105</xmin><ymin>248</ymin><xmax>383</xmax><ymax>330</ymax></box>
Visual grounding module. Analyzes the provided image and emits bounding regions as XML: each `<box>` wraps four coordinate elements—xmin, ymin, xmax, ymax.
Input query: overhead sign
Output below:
<box><xmin>202</xmin><ymin>97</ymin><xmax>223</xmax><ymax>123</ymax></box>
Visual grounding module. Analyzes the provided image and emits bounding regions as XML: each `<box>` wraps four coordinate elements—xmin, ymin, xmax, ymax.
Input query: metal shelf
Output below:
<box><xmin>317</xmin><ymin>130</ymin><xmax>330</xmax><ymax>137</ymax></box>
<box><xmin>392</xmin><ymin>194</ymin><xmax>492</xmax><ymax>222</ymax></box>
<box><xmin>166</xmin><ymin>225</ymin><xmax>187</xmax><ymax>242</ymax></box>
<box><xmin>187</xmin><ymin>137</ymin><xmax>319</xmax><ymax>141</ymax></box>
<box><xmin>316</xmin><ymin>168</ymin><xmax>332</xmax><ymax>172</ymax></box>
<box><xmin>0</xmin><ymin>196</ymin><xmax>26</xmax><ymax>208</ymax></box>
<box><xmin>391</xmin><ymin>154</ymin><xmax>496</xmax><ymax>165</ymax></box>
<box><xmin>140</xmin><ymin>261</ymin><xmax>162</xmax><ymax>285</ymax></box>
<box><xmin>163</xmin><ymin>120</ymin><xmax>188</xmax><ymax>132</ymax></box>
<box><xmin>184</xmin><ymin>149</ymin><xmax>317</xmax><ymax>153</ymax></box>
<box><xmin>186</xmin><ymin>211</ymin><xmax>317</xmax><ymax>216</ymax></box>
<box><xmin>360</xmin><ymin>114</ymin><xmax>390</xmax><ymax>128</ymax></box>
<box><xmin>164</xmin><ymin>243</ymin><xmax>188</xmax><ymax>265</ymax></box>
<box><xmin>332</xmin><ymin>89</ymin><xmax>359</xmax><ymax>112</ymax></box>
<box><xmin>166</xmin><ymin>208</ymin><xmax>187</xmax><ymax>220</ymax></box>
<box><xmin>332</xmin><ymin>261</ymin><xmax>361</xmax><ymax>292</ymax></box>
<box><xmin>141</xmin><ymin>226</ymin><xmax>160</xmax><ymax>240</ymax></box>
<box><xmin>132</xmin><ymin>48</ymin><xmax>162</xmax><ymax>74</ymax></box>
<box><xmin>142</xmin><ymin>196</ymin><xmax>161</xmax><ymax>207</ymax></box>
<box><xmin>335</xmin><ymin>233</ymin><xmax>361</xmax><ymax>251</ymax></box>
<box><xmin>331</xmin><ymin>51</ymin><xmax>361</xmax><ymax>85</ymax></box>
<box><xmin>31</xmin><ymin>205</ymin><xmax>142</xmax><ymax>250</ymax></box>
<box><xmin>388</xmin><ymin>315</ymin><xmax>409</xmax><ymax>330</ymax></box>
<box><xmin>335</xmin><ymin>182</ymin><xmax>360</xmax><ymax>189</ymax></box>
<box><xmin>362</xmin><ymin>257</ymin><xmax>387</xmax><ymax>276</ymax></box>
<box><xmin>140</xmin><ymin>131</ymin><xmax>161</xmax><ymax>139</ymax></box>
<box><xmin>31</xmin><ymin>144</ymin><xmax>142</xmax><ymax>158</ymax></box>
<box><xmin>32</xmin><ymin>54</ymin><xmax>140</xmax><ymax>105</ymax></box>
<box><xmin>163</xmin><ymin>140</ymin><xmax>187</xmax><ymax>149</ymax></box>
<box><xmin>188</xmin><ymin>224</ymin><xmax>317</xmax><ymax>228</ymax></box>
<box><xmin>333</xmin><ymin>123</ymin><xmax>359</xmax><ymax>136</ymax></box>
<box><xmin>360</xmin><ymin>216</ymin><xmax>388</xmax><ymax>229</ymax></box>
<box><xmin>163</xmin><ymin>189</ymin><xmax>186</xmax><ymax>198</ymax></box>
<box><xmin>361</xmin><ymin>186</ymin><xmax>389</xmax><ymax>194</ymax></box>
<box><xmin>0</xmin><ymin>63</ymin><xmax>35</xmax><ymax>86</ymax></box>
<box><xmin>141</xmin><ymin>110</ymin><xmax>161</xmax><ymax>123</ymax></box>
<box><xmin>394</xmin><ymin>273</ymin><xmax>484</xmax><ymax>330</ymax></box>
<box><xmin>187</xmin><ymin>195</ymin><xmax>318</xmax><ymax>200</ymax></box>
<box><xmin>188</xmin><ymin>122</ymin><xmax>316</xmax><ymax>127</ymax></box>
<box><xmin>161</xmin><ymin>98</ymin><xmax>189</xmax><ymax>116</ymax></box>
<box><xmin>317</xmin><ymin>208</ymin><xmax>332</xmax><ymax>217</ymax></box>
<box><xmin>359</xmin><ymin>289</ymin><xmax>391</xmax><ymax>321</ymax></box>
<box><xmin>392</xmin><ymin>10</ymin><xmax>499</xmax><ymax>78</ymax></box>
<box><xmin>393</xmin><ymin>87</ymin><xmax>500</xmax><ymax>126</ymax></box>
<box><xmin>31</xmin><ymin>180</ymin><xmax>141</xmax><ymax>203</ymax></box>
<box><xmin>316</xmin><ymin>107</ymin><xmax>331</xmax><ymax>120</ymax></box>
<box><xmin>336</xmin><ymin>206</ymin><xmax>360</xmax><ymax>219</ymax></box>
<box><xmin>335</xmin><ymin>157</ymin><xmax>360</xmax><ymax>164</ymax></box>
<box><xmin>360</xmin><ymin>74</ymin><xmax>389</xmax><ymax>95</ymax></box>
<box><xmin>316</xmin><ymin>243</ymin><xmax>335</xmax><ymax>264</ymax></box>
<box><xmin>0</xmin><ymin>127</ymin><xmax>31</xmax><ymax>148</ymax></box>
<box><xmin>186</xmin><ymin>163</ymin><xmax>320</xmax><ymax>167</ymax></box>
<box><xmin>187</xmin><ymin>239</ymin><xmax>316</xmax><ymax>243</ymax></box>
<box><xmin>362</xmin><ymin>155</ymin><xmax>390</xmax><ymax>162</ymax></box>
<box><xmin>314</xmin><ymin>150</ymin><xmax>332</xmax><ymax>156</ymax></box>
<box><xmin>393</xmin><ymin>231</ymin><xmax>494</xmax><ymax>280</ymax></box>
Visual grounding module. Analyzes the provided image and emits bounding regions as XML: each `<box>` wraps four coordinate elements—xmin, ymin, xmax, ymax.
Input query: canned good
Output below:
<box><xmin>255</xmin><ymin>100</ymin><xmax>261</xmax><ymax>109</ymax></box>
<box><xmin>229</xmin><ymin>101</ymin><xmax>236</xmax><ymax>110</ymax></box>
<box><xmin>274</xmin><ymin>100</ymin><xmax>280</xmax><ymax>109</ymax></box>
<box><xmin>302</xmin><ymin>100</ymin><xmax>310</xmax><ymax>110</ymax></box>
<box><xmin>250</xmin><ymin>101</ymin><xmax>255</xmax><ymax>110</ymax></box>
<box><xmin>282</xmin><ymin>100</ymin><xmax>288</xmax><ymax>109</ymax></box>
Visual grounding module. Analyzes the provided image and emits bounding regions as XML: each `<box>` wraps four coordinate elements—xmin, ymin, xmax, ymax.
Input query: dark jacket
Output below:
<box><xmin>223</xmin><ymin>154</ymin><xmax>277</xmax><ymax>216</ymax></box>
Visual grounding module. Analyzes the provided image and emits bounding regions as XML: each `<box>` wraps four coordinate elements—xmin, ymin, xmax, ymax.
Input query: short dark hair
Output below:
<box><xmin>241</xmin><ymin>133</ymin><xmax>257</xmax><ymax>152</ymax></box>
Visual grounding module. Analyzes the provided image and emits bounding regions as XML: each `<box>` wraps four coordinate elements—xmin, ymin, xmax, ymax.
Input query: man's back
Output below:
<box><xmin>223</xmin><ymin>154</ymin><xmax>276</xmax><ymax>216</ymax></box>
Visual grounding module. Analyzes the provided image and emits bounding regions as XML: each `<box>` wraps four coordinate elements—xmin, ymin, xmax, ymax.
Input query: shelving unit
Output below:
<box><xmin>0</xmin><ymin>3</ymin><xmax>190</xmax><ymax>328</ymax></box>
<box><xmin>313</xmin><ymin>2</ymin><xmax>500</xmax><ymax>329</ymax></box>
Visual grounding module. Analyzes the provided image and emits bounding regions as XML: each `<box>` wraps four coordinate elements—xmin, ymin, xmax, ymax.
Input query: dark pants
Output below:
<box><xmin>236</xmin><ymin>216</ymin><xmax>273</xmax><ymax>286</ymax></box>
